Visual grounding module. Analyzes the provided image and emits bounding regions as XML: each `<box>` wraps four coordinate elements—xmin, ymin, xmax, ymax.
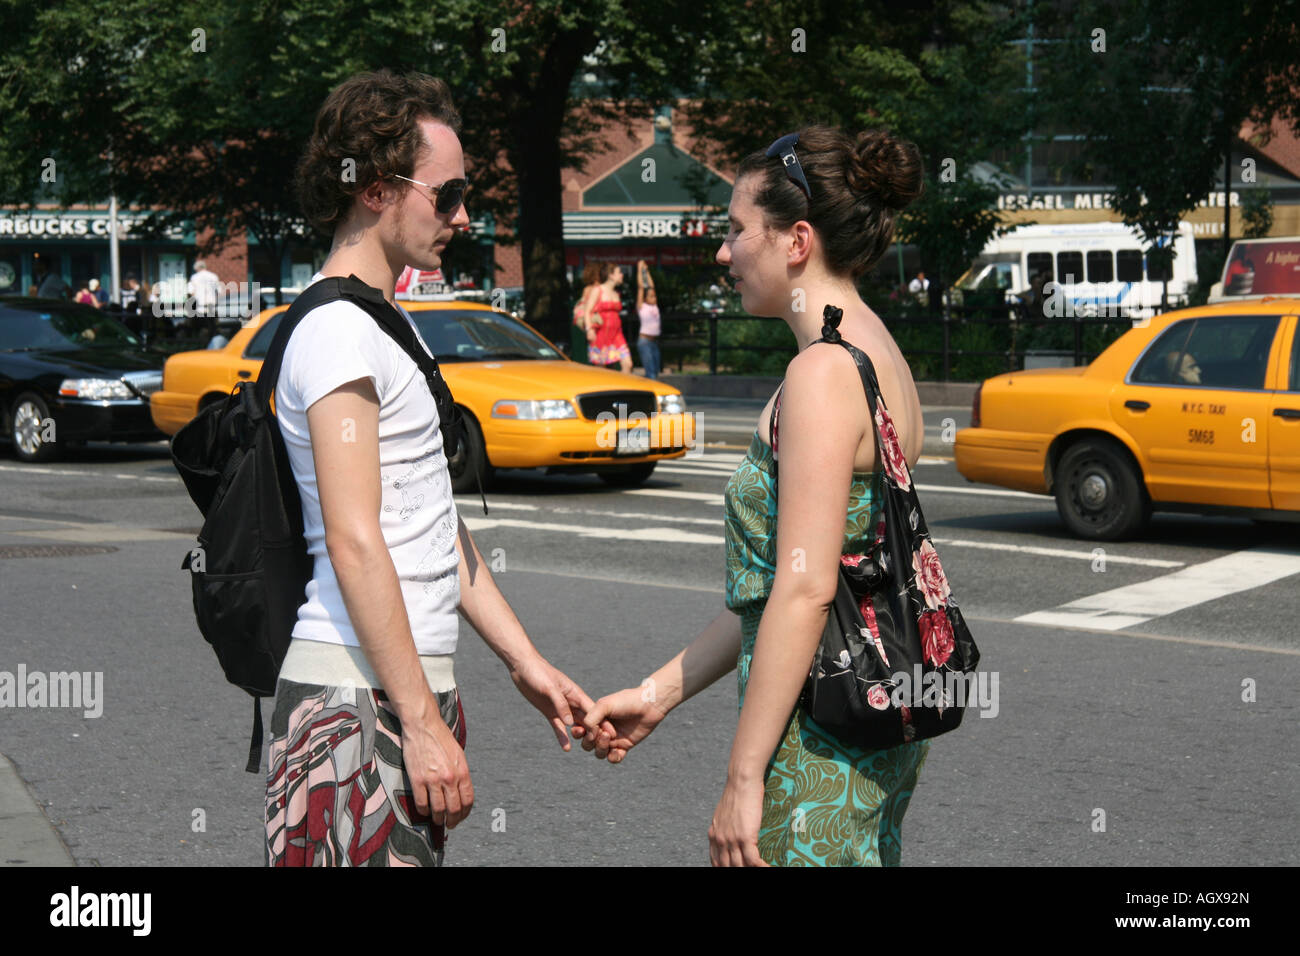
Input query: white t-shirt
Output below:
<box><xmin>274</xmin><ymin>273</ymin><xmax>461</xmax><ymax>656</ymax></box>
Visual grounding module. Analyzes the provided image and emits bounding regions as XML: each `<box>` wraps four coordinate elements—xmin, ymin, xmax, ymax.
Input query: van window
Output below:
<box><xmin>1057</xmin><ymin>252</ymin><xmax>1083</xmax><ymax>285</ymax></box>
<box><xmin>1116</xmin><ymin>250</ymin><xmax>1143</xmax><ymax>282</ymax></box>
<box><xmin>1147</xmin><ymin>253</ymin><xmax>1173</xmax><ymax>282</ymax></box>
<box><xmin>1027</xmin><ymin>252</ymin><xmax>1053</xmax><ymax>284</ymax></box>
<box><xmin>1086</xmin><ymin>251</ymin><xmax>1114</xmax><ymax>282</ymax></box>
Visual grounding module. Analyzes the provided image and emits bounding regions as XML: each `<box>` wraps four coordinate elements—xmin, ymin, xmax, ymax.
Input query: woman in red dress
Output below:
<box><xmin>581</xmin><ymin>263</ymin><xmax>632</xmax><ymax>372</ymax></box>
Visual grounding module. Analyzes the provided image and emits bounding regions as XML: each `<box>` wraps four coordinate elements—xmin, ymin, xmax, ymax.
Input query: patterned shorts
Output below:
<box><xmin>264</xmin><ymin>678</ymin><xmax>466</xmax><ymax>867</ymax></box>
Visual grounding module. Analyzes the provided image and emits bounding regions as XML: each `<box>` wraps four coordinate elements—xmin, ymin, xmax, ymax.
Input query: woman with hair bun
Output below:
<box><xmin>582</xmin><ymin>124</ymin><xmax>932</xmax><ymax>867</ymax></box>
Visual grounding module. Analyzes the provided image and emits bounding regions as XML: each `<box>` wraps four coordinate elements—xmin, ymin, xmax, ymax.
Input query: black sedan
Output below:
<box><xmin>0</xmin><ymin>298</ymin><xmax>169</xmax><ymax>462</ymax></box>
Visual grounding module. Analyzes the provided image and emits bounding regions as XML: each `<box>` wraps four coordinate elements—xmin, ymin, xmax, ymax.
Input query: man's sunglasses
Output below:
<box><xmin>391</xmin><ymin>174</ymin><xmax>471</xmax><ymax>215</ymax></box>
<box><xmin>765</xmin><ymin>132</ymin><xmax>812</xmax><ymax>203</ymax></box>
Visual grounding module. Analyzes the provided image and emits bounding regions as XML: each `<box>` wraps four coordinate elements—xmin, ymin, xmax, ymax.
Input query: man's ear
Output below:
<box><xmin>359</xmin><ymin>176</ymin><xmax>390</xmax><ymax>214</ymax></box>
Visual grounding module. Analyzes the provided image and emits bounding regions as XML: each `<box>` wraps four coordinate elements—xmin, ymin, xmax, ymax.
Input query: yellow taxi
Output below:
<box><xmin>954</xmin><ymin>299</ymin><xmax>1300</xmax><ymax>539</ymax></box>
<box><xmin>150</xmin><ymin>300</ymin><xmax>695</xmax><ymax>491</ymax></box>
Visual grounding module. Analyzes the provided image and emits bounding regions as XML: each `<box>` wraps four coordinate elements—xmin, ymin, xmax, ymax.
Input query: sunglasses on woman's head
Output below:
<box><xmin>765</xmin><ymin>132</ymin><xmax>812</xmax><ymax>203</ymax></box>
<box><xmin>391</xmin><ymin>174</ymin><xmax>471</xmax><ymax>215</ymax></box>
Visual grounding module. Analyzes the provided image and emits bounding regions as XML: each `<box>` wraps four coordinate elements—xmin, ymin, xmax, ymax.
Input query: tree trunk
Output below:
<box><xmin>507</xmin><ymin>28</ymin><xmax>592</xmax><ymax>345</ymax></box>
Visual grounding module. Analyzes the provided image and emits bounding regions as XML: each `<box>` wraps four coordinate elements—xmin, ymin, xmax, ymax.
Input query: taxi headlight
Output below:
<box><xmin>491</xmin><ymin>399</ymin><xmax>578</xmax><ymax>420</ymax></box>
<box><xmin>657</xmin><ymin>393</ymin><xmax>687</xmax><ymax>415</ymax></box>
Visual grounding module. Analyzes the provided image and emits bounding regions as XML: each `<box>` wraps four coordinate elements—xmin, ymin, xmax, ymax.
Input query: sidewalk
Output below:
<box><xmin>661</xmin><ymin>373</ymin><xmax>980</xmax><ymax>406</ymax></box>
<box><xmin>682</xmin><ymin>394</ymin><xmax>973</xmax><ymax>457</ymax></box>
<box><xmin>0</xmin><ymin>753</ymin><xmax>75</xmax><ymax>865</ymax></box>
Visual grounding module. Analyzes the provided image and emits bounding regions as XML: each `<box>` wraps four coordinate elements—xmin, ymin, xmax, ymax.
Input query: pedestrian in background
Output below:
<box><xmin>89</xmin><ymin>277</ymin><xmax>109</xmax><ymax>305</ymax></box>
<box><xmin>188</xmin><ymin>259</ymin><xmax>222</xmax><ymax>341</ymax></box>
<box><xmin>570</xmin><ymin>262</ymin><xmax>602</xmax><ymax>364</ymax></box>
<box><xmin>74</xmin><ymin>280</ymin><xmax>98</xmax><ymax>308</ymax></box>
<box><xmin>582</xmin><ymin>262</ymin><xmax>632</xmax><ymax>372</ymax></box>
<box><xmin>635</xmin><ymin>259</ymin><xmax>662</xmax><ymax>380</ymax></box>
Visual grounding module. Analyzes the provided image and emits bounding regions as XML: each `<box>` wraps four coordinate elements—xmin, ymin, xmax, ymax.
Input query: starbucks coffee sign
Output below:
<box><xmin>0</xmin><ymin>211</ymin><xmax>180</xmax><ymax>239</ymax></box>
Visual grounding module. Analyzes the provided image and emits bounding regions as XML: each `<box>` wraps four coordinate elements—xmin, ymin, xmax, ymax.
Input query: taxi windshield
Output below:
<box><xmin>412</xmin><ymin>309</ymin><xmax>560</xmax><ymax>362</ymax></box>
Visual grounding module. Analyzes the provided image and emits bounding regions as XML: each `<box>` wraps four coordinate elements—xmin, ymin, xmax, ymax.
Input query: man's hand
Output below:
<box><xmin>400</xmin><ymin>699</ymin><xmax>474</xmax><ymax>829</ymax></box>
<box><xmin>580</xmin><ymin>686</ymin><xmax>670</xmax><ymax>763</ymax></box>
<box><xmin>509</xmin><ymin>654</ymin><xmax>605</xmax><ymax>751</ymax></box>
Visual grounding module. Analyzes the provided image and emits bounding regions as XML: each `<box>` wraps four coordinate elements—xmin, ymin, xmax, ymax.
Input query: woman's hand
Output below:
<box><xmin>580</xmin><ymin>686</ymin><xmax>669</xmax><ymax>763</ymax></box>
<box><xmin>708</xmin><ymin>776</ymin><xmax>770</xmax><ymax>866</ymax></box>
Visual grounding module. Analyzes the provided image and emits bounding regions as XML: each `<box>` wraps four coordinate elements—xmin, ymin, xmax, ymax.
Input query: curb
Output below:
<box><xmin>662</xmin><ymin>374</ymin><xmax>980</xmax><ymax>406</ymax></box>
<box><xmin>0</xmin><ymin>753</ymin><xmax>75</xmax><ymax>866</ymax></box>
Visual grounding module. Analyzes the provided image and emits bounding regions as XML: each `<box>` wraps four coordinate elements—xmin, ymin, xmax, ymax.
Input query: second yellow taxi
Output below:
<box><xmin>955</xmin><ymin>299</ymin><xmax>1300</xmax><ymax>539</ymax></box>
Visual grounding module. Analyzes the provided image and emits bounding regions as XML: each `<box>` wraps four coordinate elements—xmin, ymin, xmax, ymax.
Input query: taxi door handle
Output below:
<box><xmin>237</xmin><ymin>369</ymin><xmax>252</xmax><ymax>378</ymax></box>
<box><xmin>1274</xmin><ymin>407</ymin><xmax>1300</xmax><ymax>420</ymax></box>
<box><xmin>1124</xmin><ymin>400</ymin><xmax>1150</xmax><ymax>411</ymax></box>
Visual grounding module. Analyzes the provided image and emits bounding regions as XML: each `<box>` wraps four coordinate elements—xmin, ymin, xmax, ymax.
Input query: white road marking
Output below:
<box><xmin>454</xmin><ymin>498</ymin><xmax>724</xmax><ymax>527</ymax></box>
<box><xmin>623</xmin><ymin>488</ymin><xmax>726</xmax><ymax>504</ymax></box>
<box><xmin>1014</xmin><ymin>545</ymin><xmax>1300</xmax><ymax>630</ymax></box>
<box><xmin>462</xmin><ymin>516</ymin><xmax>723</xmax><ymax>545</ymax></box>
<box><xmin>655</xmin><ymin>464</ymin><xmax>740</xmax><ymax>477</ymax></box>
<box><xmin>915</xmin><ymin>483</ymin><xmax>1050</xmax><ymax>500</ymax></box>
<box><xmin>493</xmin><ymin>567</ymin><xmax>1300</xmax><ymax>655</ymax></box>
<box><xmin>930</xmin><ymin>537</ymin><xmax>1184</xmax><ymax>568</ymax></box>
<box><xmin>0</xmin><ymin>464</ymin><xmax>178</xmax><ymax>483</ymax></box>
<box><xmin>10</xmin><ymin>525</ymin><xmax>190</xmax><ymax>543</ymax></box>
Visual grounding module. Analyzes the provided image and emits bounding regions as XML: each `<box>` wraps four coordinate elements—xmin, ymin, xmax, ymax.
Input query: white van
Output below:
<box><xmin>954</xmin><ymin>221</ymin><xmax>1197</xmax><ymax>315</ymax></box>
<box><xmin>1207</xmin><ymin>236</ymin><xmax>1300</xmax><ymax>303</ymax></box>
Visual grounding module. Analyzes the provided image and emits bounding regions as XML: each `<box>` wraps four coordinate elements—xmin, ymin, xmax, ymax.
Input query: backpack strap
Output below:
<box><xmin>253</xmin><ymin>275</ymin><xmax>488</xmax><ymax>515</ymax></box>
<box><xmin>246</xmin><ymin>697</ymin><xmax>263</xmax><ymax>774</ymax></box>
<box><xmin>253</xmin><ymin>277</ymin><xmax>354</xmax><ymax>410</ymax></box>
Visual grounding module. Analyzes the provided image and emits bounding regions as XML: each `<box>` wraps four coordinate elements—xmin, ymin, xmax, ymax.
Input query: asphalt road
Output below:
<box><xmin>1</xmin><ymin>396</ymin><xmax>1297</xmax><ymax>866</ymax></box>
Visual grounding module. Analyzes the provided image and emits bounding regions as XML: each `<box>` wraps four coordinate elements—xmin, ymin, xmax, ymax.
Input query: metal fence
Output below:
<box><xmin>658</xmin><ymin>300</ymin><xmax>1186</xmax><ymax>380</ymax></box>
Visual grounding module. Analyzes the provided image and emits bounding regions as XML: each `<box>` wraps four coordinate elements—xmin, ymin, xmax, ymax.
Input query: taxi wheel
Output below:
<box><xmin>9</xmin><ymin>392</ymin><xmax>61</xmax><ymax>464</ymax></box>
<box><xmin>448</xmin><ymin>411</ymin><xmax>493</xmax><ymax>494</ymax></box>
<box><xmin>599</xmin><ymin>462</ymin><xmax>657</xmax><ymax>487</ymax></box>
<box><xmin>1054</xmin><ymin>439</ymin><xmax>1150</xmax><ymax>541</ymax></box>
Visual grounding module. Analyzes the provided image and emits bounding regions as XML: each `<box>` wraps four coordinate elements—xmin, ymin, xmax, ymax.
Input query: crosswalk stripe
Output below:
<box><xmin>930</xmin><ymin>537</ymin><xmax>1184</xmax><ymax>568</ymax></box>
<box><xmin>915</xmin><ymin>483</ymin><xmax>1049</xmax><ymax>500</ymax></box>
<box><xmin>454</xmin><ymin>498</ymin><xmax>722</xmax><ymax>527</ymax></box>
<box><xmin>1014</xmin><ymin>545</ymin><xmax>1300</xmax><ymax>630</ymax></box>
<box><xmin>655</xmin><ymin>464</ymin><xmax>738</xmax><ymax>477</ymax></box>
<box><xmin>462</xmin><ymin>516</ymin><xmax>724</xmax><ymax>545</ymax></box>
<box><xmin>624</xmin><ymin>488</ymin><xmax>726</xmax><ymax>504</ymax></box>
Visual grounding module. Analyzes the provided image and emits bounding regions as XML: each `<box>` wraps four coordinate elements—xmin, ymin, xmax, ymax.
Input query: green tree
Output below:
<box><xmin>0</xmin><ymin>0</ymin><xmax>728</xmax><ymax>334</ymax></box>
<box><xmin>676</xmin><ymin>1</ymin><xmax>1034</xmax><ymax>313</ymax></box>
<box><xmin>1041</xmin><ymin>0</ymin><xmax>1300</xmax><ymax>306</ymax></box>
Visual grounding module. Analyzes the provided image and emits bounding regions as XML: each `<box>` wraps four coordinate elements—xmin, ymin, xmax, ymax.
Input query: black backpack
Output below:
<box><xmin>171</xmin><ymin>274</ymin><xmax>484</xmax><ymax>772</ymax></box>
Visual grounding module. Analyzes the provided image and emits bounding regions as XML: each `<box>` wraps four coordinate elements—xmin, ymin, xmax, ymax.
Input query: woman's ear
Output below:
<box><xmin>788</xmin><ymin>221</ymin><xmax>814</xmax><ymax>267</ymax></box>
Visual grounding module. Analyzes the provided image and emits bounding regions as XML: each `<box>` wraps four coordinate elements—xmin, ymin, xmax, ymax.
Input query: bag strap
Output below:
<box><xmin>768</xmin><ymin>304</ymin><xmax>912</xmax><ymax>507</ymax></box>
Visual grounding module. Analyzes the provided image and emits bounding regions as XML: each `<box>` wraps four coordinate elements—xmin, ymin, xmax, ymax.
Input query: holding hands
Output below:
<box><xmin>579</xmin><ymin>685</ymin><xmax>669</xmax><ymax>763</ymax></box>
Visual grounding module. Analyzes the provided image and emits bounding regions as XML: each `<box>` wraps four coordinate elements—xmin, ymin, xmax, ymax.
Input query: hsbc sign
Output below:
<box><xmin>620</xmin><ymin>217</ymin><xmax>711</xmax><ymax>238</ymax></box>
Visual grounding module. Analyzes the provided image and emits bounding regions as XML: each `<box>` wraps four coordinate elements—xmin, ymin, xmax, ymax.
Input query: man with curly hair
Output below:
<box><xmin>263</xmin><ymin>69</ymin><xmax>604</xmax><ymax>866</ymax></box>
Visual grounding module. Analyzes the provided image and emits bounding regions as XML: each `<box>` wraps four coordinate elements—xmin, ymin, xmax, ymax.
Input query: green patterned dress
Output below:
<box><xmin>724</xmin><ymin>429</ymin><xmax>931</xmax><ymax>866</ymax></box>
